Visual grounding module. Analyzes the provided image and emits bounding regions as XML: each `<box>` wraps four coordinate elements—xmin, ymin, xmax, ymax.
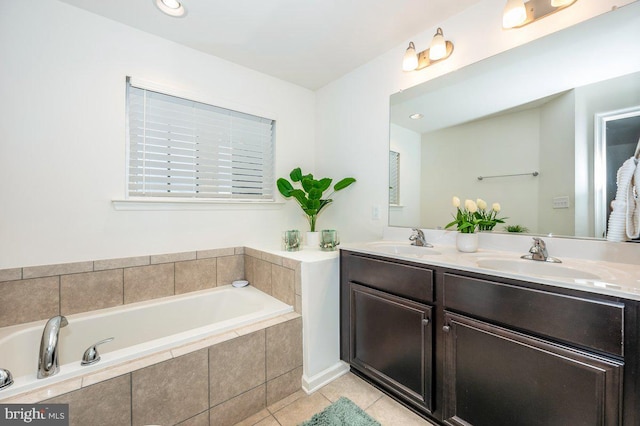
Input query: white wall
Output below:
<box><xmin>0</xmin><ymin>0</ymin><xmax>315</xmax><ymax>268</ymax></box>
<box><xmin>537</xmin><ymin>92</ymin><xmax>575</xmax><ymax>236</ymax></box>
<box><xmin>420</xmin><ymin>109</ymin><xmax>540</xmax><ymax>231</ymax></box>
<box><xmin>315</xmin><ymin>0</ymin><xmax>640</xmax><ymax>243</ymax></box>
<box><xmin>389</xmin><ymin>124</ymin><xmax>421</xmax><ymax>227</ymax></box>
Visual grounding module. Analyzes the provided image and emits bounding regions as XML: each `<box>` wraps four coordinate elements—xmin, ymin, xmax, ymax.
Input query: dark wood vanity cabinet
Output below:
<box><xmin>441</xmin><ymin>273</ymin><xmax>626</xmax><ymax>426</ymax></box>
<box><xmin>442</xmin><ymin>312</ymin><xmax>623</xmax><ymax>426</ymax></box>
<box><xmin>340</xmin><ymin>250</ymin><xmax>639</xmax><ymax>426</ymax></box>
<box><xmin>340</xmin><ymin>252</ymin><xmax>435</xmax><ymax>412</ymax></box>
<box><xmin>350</xmin><ymin>283</ymin><xmax>433</xmax><ymax>410</ymax></box>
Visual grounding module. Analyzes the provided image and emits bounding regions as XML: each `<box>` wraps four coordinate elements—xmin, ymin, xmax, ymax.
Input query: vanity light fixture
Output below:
<box><xmin>503</xmin><ymin>0</ymin><xmax>578</xmax><ymax>29</ymax></box>
<box><xmin>154</xmin><ymin>0</ymin><xmax>186</xmax><ymax>17</ymax></box>
<box><xmin>402</xmin><ymin>27</ymin><xmax>454</xmax><ymax>72</ymax></box>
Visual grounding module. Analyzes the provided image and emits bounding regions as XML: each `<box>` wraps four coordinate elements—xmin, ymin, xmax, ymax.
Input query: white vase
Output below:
<box><xmin>305</xmin><ymin>231</ymin><xmax>320</xmax><ymax>249</ymax></box>
<box><xmin>456</xmin><ymin>232</ymin><xmax>479</xmax><ymax>253</ymax></box>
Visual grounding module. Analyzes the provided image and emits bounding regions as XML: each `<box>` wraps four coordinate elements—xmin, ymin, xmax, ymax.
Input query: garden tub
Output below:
<box><xmin>0</xmin><ymin>285</ymin><xmax>293</xmax><ymax>400</ymax></box>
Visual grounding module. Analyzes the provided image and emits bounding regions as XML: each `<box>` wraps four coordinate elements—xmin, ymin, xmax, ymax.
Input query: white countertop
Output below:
<box><xmin>342</xmin><ymin>240</ymin><xmax>640</xmax><ymax>301</ymax></box>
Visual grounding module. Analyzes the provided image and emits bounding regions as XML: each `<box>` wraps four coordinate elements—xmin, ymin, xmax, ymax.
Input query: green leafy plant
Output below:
<box><xmin>445</xmin><ymin>197</ymin><xmax>481</xmax><ymax>234</ymax></box>
<box><xmin>504</xmin><ymin>224</ymin><xmax>529</xmax><ymax>233</ymax></box>
<box><xmin>277</xmin><ymin>167</ymin><xmax>356</xmax><ymax>232</ymax></box>
<box><xmin>475</xmin><ymin>199</ymin><xmax>507</xmax><ymax>231</ymax></box>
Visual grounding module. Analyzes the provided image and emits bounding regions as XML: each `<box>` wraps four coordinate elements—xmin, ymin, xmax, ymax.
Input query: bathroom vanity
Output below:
<box><xmin>339</xmin><ymin>245</ymin><xmax>640</xmax><ymax>426</ymax></box>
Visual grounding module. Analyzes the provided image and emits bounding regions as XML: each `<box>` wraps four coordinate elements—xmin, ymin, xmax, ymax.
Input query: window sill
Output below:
<box><xmin>112</xmin><ymin>199</ymin><xmax>285</xmax><ymax>211</ymax></box>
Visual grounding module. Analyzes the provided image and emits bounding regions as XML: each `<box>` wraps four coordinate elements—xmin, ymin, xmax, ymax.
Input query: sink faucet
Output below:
<box><xmin>521</xmin><ymin>237</ymin><xmax>561</xmax><ymax>263</ymax></box>
<box><xmin>37</xmin><ymin>315</ymin><xmax>68</xmax><ymax>379</ymax></box>
<box><xmin>409</xmin><ymin>228</ymin><xmax>433</xmax><ymax>247</ymax></box>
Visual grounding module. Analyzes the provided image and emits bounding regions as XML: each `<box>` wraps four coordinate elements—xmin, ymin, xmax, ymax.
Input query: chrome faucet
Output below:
<box><xmin>37</xmin><ymin>315</ymin><xmax>68</xmax><ymax>379</ymax></box>
<box><xmin>521</xmin><ymin>237</ymin><xmax>561</xmax><ymax>263</ymax></box>
<box><xmin>409</xmin><ymin>228</ymin><xmax>433</xmax><ymax>248</ymax></box>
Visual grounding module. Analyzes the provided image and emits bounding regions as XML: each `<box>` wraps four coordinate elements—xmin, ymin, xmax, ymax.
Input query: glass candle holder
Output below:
<box><xmin>282</xmin><ymin>230</ymin><xmax>301</xmax><ymax>252</ymax></box>
<box><xmin>320</xmin><ymin>229</ymin><xmax>340</xmax><ymax>251</ymax></box>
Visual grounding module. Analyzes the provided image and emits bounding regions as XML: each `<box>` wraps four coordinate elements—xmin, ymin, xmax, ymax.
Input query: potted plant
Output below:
<box><xmin>277</xmin><ymin>167</ymin><xmax>356</xmax><ymax>246</ymax></box>
<box><xmin>505</xmin><ymin>224</ymin><xmax>529</xmax><ymax>233</ymax></box>
<box><xmin>476</xmin><ymin>199</ymin><xmax>507</xmax><ymax>231</ymax></box>
<box><xmin>445</xmin><ymin>197</ymin><xmax>480</xmax><ymax>252</ymax></box>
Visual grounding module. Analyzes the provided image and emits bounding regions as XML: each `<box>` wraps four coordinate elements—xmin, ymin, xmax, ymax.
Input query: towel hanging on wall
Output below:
<box><xmin>631</xmin><ymin>163</ymin><xmax>640</xmax><ymax>239</ymax></box>
<box><xmin>607</xmin><ymin>140</ymin><xmax>639</xmax><ymax>242</ymax></box>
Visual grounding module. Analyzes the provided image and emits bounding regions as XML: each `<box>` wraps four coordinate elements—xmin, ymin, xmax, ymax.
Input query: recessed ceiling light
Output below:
<box><xmin>410</xmin><ymin>113</ymin><xmax>424</xmax><ymax>120</ymax></box>
<box><xmin>154</xmin><ymin>0</ymin><xmax>186</xmax><ymax>17</ymax></box>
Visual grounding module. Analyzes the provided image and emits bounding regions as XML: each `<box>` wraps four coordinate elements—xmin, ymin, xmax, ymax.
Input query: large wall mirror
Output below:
<box><xmin>389</xmin><ymin>2</ymin><xmax>640</xmax><ymax>240</ymax></box>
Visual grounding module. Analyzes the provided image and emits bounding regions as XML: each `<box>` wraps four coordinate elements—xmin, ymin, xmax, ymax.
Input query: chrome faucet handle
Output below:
<box><xmin>530</xmin><ymin>237</ymin><xmax>548</xmax><ymax>260</ymax></box>
<box><xmin>409</xmin><ymin>228</ymin><xmax>433</xmax><ymax>247</ymax></box>
<box><xmin>0</xmin><ymin>368</ymin><xmax>13</xmax><ymax>390</ymax></box>
<box><xmin>81</xmin><ymin>337</ymin><xmax>114</xmax><ymax>366</ymax></box>
<box><xmin>522</xmin><ymin>237</ymin><xmax>561</xmax><ymax>263</ymax></box>
<box><xmin>409</xmin><ymin>228</ymin><xmax>424</xmax><ymax>245</ymax></box>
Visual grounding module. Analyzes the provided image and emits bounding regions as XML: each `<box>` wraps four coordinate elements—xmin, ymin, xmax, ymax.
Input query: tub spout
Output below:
<box><xmin>37</xmin><ymin>315</ymin><xmax>68</xmax><ymax>379</ymax></box>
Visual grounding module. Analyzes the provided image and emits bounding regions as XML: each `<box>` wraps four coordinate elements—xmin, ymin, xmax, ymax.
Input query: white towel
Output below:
<box><xmin>627</xmin><ymin>161</ymin><xmax>640</xmax><ymax>239</ymax></box>
<box><xmin>607</xmin><ymin>156</ymin><xmax>637</xmax><ymax>242</ymax></box>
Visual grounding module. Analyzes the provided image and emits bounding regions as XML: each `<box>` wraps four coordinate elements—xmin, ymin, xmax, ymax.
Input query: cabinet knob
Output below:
<box><xmin>443</xmin><ymin>325</ymin><xmax>450</xmax><ymax>332</ymax></box>
<box><xmin>422</xmin><ymin>319</ymin><xmax>430</xmax><ymax>326</ymax></box>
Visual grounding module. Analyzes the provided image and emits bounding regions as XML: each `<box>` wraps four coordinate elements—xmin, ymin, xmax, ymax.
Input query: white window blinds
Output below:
<box><xmin>126</xmin><ymin>79</ymin><xmax>275</xmax><ymax>201</ymax></box>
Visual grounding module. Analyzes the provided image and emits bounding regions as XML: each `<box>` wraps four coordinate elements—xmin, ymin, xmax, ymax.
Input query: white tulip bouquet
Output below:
<box><xmin>445</xmin><ymin>197</ymin><xmax>507</xmax><ymax>233</ymax></box>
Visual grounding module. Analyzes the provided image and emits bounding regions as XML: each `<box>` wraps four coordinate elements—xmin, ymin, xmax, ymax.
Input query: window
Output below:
<box><xmin>389</xmin><ymin>151</ymin><xmax>400</xmax><ymax>205</ymax></box>
<box><xmin>126</xmin><ymin>78</ymin><xmax>275</xmax><ymax>201</ymax></box>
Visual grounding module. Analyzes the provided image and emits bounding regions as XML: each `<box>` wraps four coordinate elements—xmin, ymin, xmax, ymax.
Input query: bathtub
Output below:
<box><xmin>0</xmin><ymin>285</ymin><xmax>293</xmax><ymax>400</ymax></box>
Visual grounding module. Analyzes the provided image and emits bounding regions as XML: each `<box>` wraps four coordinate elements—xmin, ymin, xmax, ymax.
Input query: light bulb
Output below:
<box><xmin>161</xmin><ymin>0</ymin><xmax>181</xmax><ymax>9</ymax></box>
<box><xmin>154</xmin><ymin>0</ymin><xmax>186</xmax><ymax>17</ymax></box>
<box><xmin>402</xmin><ymin>42</ymin><xmax>418</xmax><ymax>71</ymax></box>
<box><xmin>429</xmin><ymin>28</ymin><xmax>447</xmax><ymax>61</ymax></box>
<box><xmin>503</xmin><ymin>0</ymin><xmax>527</xmax><ymax>28</ymax></box>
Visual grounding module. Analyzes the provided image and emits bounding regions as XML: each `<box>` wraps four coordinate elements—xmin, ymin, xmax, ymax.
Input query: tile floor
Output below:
<box><xmin>233</xmin><ymin>372</ymin><xmax>437</xmax><ymax>426</ymax></box>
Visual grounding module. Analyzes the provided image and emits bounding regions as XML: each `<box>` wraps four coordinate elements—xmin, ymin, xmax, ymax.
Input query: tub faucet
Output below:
<box><xmin>521</xmin><ymin>237</ymin><xmax>561</xmax><ymax>263</ymax></box>
<box><xmin>409</xmin><ymin>228</ymin><xmax>433</xmax><ymax>248</ymax></box>
<box><xmin>37</xmin><ymin>315</ymin><xmax>68</xmax><ymax>379</ymax></box>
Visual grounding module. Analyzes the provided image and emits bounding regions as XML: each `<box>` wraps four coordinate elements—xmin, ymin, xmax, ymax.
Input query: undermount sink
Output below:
<box><xmin>367</xmin><ymin>242</ymin><xmax>442</xmax><ymax>256</ymax></box>
<box><xmin>476</xmin><ymin>258</ymin><xmax>602</xmax><ymax>280</ymax></box>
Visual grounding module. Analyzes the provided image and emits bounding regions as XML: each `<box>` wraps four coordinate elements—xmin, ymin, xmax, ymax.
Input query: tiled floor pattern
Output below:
<box><xmin>233</xmin><ymin>372</ymin><xmax>436</xmax><ymax>426</ymax></box>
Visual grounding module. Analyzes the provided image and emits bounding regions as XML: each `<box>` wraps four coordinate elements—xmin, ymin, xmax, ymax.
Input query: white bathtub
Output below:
<box><xmin>0</xmin><ymin>285</ymin><xmax>292</xmax><ymax>400</ymax></box>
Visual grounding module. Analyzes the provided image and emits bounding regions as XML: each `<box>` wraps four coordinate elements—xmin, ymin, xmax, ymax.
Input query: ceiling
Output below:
<box><xmin>57</xmin><ymin>0</ymin><xmax>481</xmax><ymax>90</ymax></box>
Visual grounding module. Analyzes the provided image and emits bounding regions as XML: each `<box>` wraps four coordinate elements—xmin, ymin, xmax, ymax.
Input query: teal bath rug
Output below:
<box><xmin>300</xmin><ymin>397</ymin><xmax>381</xmax><ymax>426</ymax></box>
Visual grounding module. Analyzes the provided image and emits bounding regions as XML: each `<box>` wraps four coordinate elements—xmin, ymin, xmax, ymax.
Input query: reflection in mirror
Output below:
<box><xmin>595</xmin><ymin>107</ymin><xmax>640</xmax><ymax>238</ymax></box>
<box><xmin>389</xmin><ymin>151</ymin><xmax>400</xmax><ymax>205</ymax></box>
<box><xmin>388</xmin><ymin>3</ymin><xmax>640</xmax><ymax>239</ymax></box>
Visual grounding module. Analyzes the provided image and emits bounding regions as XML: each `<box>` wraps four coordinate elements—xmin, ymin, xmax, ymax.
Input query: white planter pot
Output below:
<box><xmin>456</xmin><ymin>232</ymin><xmax>479</xmax><ymax>253</ymax></box>
<box><xmin>305</xmin><ymin>231</ymin><xmax>320</xmax><ymax>249</ymax></box>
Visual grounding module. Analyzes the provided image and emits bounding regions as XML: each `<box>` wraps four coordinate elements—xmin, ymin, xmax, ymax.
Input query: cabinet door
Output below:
<box><xmin>350</xmin><ymin>283</ymin><xmax>433</xmax><ymax>411</ymax></box>
<box><xmin>443</xmin><ymin>312</ymin><xmax>623</xmax><ymax>426</ymax></box>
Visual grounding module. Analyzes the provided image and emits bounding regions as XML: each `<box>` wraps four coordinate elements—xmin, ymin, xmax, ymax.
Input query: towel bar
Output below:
<box><xmin>477</xmin><ymin>171</ymin><xmax>539</xmax><ymax>181</ymax></box>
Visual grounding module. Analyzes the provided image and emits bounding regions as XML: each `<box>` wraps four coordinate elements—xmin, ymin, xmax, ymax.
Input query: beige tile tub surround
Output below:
<box><xmin>45</xmin><ymin>375</ymin><xmax>132</xmax><ymax>426</ymax></box>
<box><xmin>0</xmin><ymin>276</ymin><xmax>59</xmax><ymax>327</ymax></box>
<box><xmin>175</xmin><ymin>257</ymin><xmax>217</xmax><ymax>294</ymax></box>
<box><xmin>37</xmin><ymin>314</ymin><xmax>302</xmax><ymax>426</ymax></box>
<box><xmin>61</xmin><ymin>269</ymin><xmax>123</xmax><ymax>315</ymax></box>
<box><xmin>209</xmin><ymin>331</ymin><xmax>266</xmax><ymax>407</ymax></box>
<box><xmin>124</xmin><ymin>263</ymin><xmax>175</xmax><ymax>304</ymax></box>
<box><xmin>244</xmin><ymin>248</ymin><xmax>300</xmax><ymax>314</ymax></box>
<box><xmin>132</xmin><ymin>350</ymin><xmax>209</xmax><ymax>426</ymax></box>
<box><xmin>267</xmin><ymin>318</ymin><xmax>303</xmax><ymax>380</ymax></box>
<box><xmin>0</xmin><ymin>248</ymin><xmax>248</xmax><ymax>328</ymax></box>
